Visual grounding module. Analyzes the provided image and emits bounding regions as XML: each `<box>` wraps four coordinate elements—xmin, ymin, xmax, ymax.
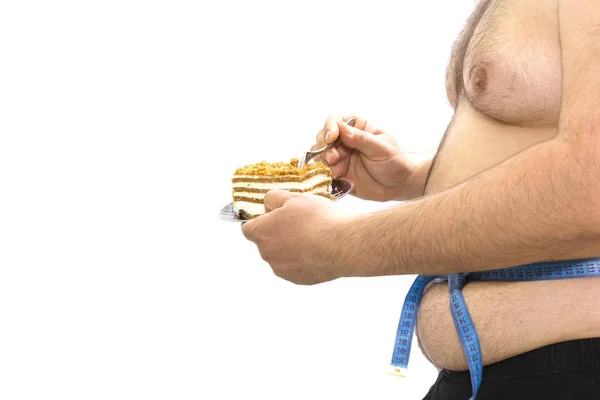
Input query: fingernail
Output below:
<box><xmin>325</xmin><ymin>151</ymin><xmax>332</xmax><ymax>163</ymax></box>
<box><xmin>325</xmin><ymin>131</ymin><xmax>331</xmax><ymax>143</ymax></box>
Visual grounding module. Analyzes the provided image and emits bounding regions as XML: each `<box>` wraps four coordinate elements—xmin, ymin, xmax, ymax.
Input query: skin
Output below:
<box><xmin>241</xmin><ymin>0</ymin><xmax>600</xmax><ymax>371</ymax></box>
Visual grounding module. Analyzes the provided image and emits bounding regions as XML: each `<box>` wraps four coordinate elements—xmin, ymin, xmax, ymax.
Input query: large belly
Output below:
<box><xmin>416</xmin><ymin>101</ymin><xmax>600</xmax><ymax>370</ymax></box>
<box><xmin>425</xmin><ymin>103</ymin><xmax>556</xmax><ymax>195</ymax></box>
<box><xmin>417</xmin><ymin>278</ymin><xmax>600</xmax><ymax>371</ymax></box>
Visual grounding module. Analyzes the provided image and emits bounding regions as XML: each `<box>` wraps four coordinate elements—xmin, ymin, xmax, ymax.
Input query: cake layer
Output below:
<box><xmin>232</xmin><ymin>201</ymin><xmax>265</xmax><ymax>218</ymax></box>
<box><xmin>233</xmin><ymin>186</ymin><xmax>330</xmax><ymax>202</ymax></box>
<box><xmin>232</xmin><ymin>174</ymin><xmax>331</xmax><ymax>192</ymax></box>
<box><xmin>233</xmin><ymin>189</ymin><xmax>331</xmax><ymax>218</ymax></box>
<box><xmin>232</xmin><ymin>169</ymin><xmax>330</xmax><ymax>183</ymax></box>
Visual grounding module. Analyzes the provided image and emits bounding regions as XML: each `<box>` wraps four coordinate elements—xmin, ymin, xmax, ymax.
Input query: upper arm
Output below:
<box><xmin>558</xmin><ymin>1</ymin><xmax>600</xmax><ymax>143</ymax></box>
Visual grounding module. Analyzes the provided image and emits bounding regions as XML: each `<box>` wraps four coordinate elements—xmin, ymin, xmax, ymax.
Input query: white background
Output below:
<box><xmin>0</xmin><ymin>1</ymin><xmax>475</xmax><ymax>399</ymax></box>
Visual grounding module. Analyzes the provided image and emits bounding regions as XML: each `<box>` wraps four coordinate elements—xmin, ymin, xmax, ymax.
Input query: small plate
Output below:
<box><xmin>219</xmin><ymin>179</ymin><xmax>353</xmax><ymax>222</ymax></box>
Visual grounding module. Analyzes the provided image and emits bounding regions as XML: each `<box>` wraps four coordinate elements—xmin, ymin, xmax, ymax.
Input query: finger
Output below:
<box><xmin>325</xmin><ymin>142</ymin><xmax>354</xmax><ymax>177</ymax></box>
<box><xmin>330</xmin><ymin>163</ymin><xmax>344</xmax><ymax>178</ymax></box>
<box><xmin>324</xmin><ymin>141</ymin><xmax>350</xmax><ymax>165</ymax></box>
<box><xmin>335</xmin><ymin>144</ymin><xmax>352</xmax><ymax>161</ymax></box>
<box><xmin>312</xmin><ymin>140</ymin><xmax>342</xmax><ymax>165</ymax></box>
<box><xmin>323</xmin><ymin>114</ymin><xmax>344</xmax><ymax>144</ymax></box>
<box><xmin>337</xmin><ymin>122</ymin><xmax>396</xmax><ymax>160</ymax></box>
<box><xmin>264</xmin><ymin>190</ymin><xmax>302</xmax><ymax>213</ymax></box>
<box><xmin>324</xmin><ymin>147</ymin><xmax>339</xmax><ymax>165</ymax></box>
<box><xmin>311</xmin><ymin>114</ymin><xmax>367</xmax><ymax>150</ymax></box>
<box><xmin>241</xmin><ymin>219</ymin><xmax>256</xmax><ymax>241</ymax></box>
<box><xmin>317</xmin><ymin>114</ymin><xmax>358</xmax><ymax>146</ymax></box>
<box><xmin>312</xmin><ymin>114</ymin><xmax>363</xmax><ymax>165</ymax></box>
<box><xmin>347</xmin><ymin>117</ymin><xmax>383</xmax><ymax>135</ymax></box>
<box><xmin>311</xmin><ymin>125</ymin><xmax>336</xmax><ymax>166</ymax></box>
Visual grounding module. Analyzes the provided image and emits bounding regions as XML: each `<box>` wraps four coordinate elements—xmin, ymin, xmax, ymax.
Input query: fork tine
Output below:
<box><xmin>297</xmin><ymin>152</ymin><xmax>307</xmax><ymax>168</ymax></box>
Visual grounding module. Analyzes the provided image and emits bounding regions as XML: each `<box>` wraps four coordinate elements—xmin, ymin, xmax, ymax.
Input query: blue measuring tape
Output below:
<box><xmin>389</xmin><ymin>258</ymin><xmax>600</xmax><ymax>400</ymax></box>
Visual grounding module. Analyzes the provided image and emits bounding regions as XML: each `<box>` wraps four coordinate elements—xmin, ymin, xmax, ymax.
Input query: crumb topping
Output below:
<box><xmin>234</xmin><ymin>158</ymin><xmax>331</xmax><ymax>177</ymax></box>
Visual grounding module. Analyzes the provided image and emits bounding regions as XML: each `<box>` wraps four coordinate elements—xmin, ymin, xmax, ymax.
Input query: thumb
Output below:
<box><xmin>338</xmin><ymin>123</ymin><xmax>396</xmax><ymax>160</ymax></box>
<box><xmin>264</xmin><ymin>190</ymin><xmax>302</xmax><ymax>213</ymax></box>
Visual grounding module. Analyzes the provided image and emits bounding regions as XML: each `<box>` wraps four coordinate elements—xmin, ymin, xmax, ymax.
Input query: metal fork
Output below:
<box><xmin>297</xmin><ymin>118</ymin><xmax>356</xmax><ymax>168</ymax></box>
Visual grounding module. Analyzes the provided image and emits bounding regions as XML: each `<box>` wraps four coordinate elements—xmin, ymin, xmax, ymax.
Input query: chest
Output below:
<box><xmin>448</xmin><ymin>0</ymin><xmax>562</xmax><ymax>127</ymax></box>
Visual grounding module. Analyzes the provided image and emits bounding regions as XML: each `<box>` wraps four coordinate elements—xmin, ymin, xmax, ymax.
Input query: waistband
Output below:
<box><xmin>444</xmin><ymin>337</ymin><xmax>600</xmax><ymax>381</ymax></box>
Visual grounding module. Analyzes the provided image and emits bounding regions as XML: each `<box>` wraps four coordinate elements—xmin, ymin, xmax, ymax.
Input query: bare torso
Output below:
<box><xmin>416</xmin><ymin>0</ymin><xmax>600</xmax><ymax>370</ymax></box>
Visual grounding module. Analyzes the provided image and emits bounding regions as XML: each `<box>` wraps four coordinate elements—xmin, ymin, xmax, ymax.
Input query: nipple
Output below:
<box><xmin>470</xmin><ymin>64</ymin><xmax>489</xmax><ymax>94</ymax></box>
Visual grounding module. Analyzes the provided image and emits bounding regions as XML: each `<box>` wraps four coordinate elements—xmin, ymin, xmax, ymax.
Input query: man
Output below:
<box><xmin>241</xmin><ymin>0</ymin><xmax>600</xmax><ymax>398</ymax></box>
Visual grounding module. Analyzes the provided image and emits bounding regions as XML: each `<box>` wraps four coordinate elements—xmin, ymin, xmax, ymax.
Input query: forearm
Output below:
<box><xmin>337</xmin><ymin>138</ymin><xmax>600</xmax><ymax>276</ymax></box>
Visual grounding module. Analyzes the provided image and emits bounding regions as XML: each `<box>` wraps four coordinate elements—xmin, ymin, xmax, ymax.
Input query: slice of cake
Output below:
<box><xmin>232</xmin><ymin>158</ymin><xmax>332</xmax><ymax>219</ymax></box>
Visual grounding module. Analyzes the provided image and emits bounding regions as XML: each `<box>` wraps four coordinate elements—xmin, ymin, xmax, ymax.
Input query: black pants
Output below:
<box><xmin>423</xmin><ymin>338</ymin><xmax>600</xmax><ymax>400</ymax></box>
